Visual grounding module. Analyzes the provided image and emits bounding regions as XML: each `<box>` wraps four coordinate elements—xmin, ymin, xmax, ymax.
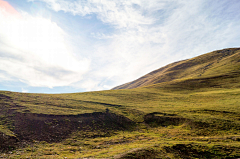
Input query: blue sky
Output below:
<box><xmin>0</xmin><ymin>0</ymin><xmax>240</xmax><ymax>93</ymax></box>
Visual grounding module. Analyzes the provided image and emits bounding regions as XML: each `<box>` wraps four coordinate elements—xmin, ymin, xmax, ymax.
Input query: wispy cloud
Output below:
<box><xmin>31</xmin><ymin>0</ymin><xmax>165</xmax><ymax>29</ymax></box>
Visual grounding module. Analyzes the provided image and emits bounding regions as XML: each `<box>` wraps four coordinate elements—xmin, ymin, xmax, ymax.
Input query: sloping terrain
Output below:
<box><xmin>113</xmin><ymin>48</ymin><xmax>240</xmax><ymax>90</ymax></box>
<box><xmin>1</xmin><ymin>88</ymin><xmax>240</xmax><ymax>158</ymax></box>
<box><xmin>0</xmin><ymin>48</ymin><xmax>240</xmax><ymax>158</ymax></box>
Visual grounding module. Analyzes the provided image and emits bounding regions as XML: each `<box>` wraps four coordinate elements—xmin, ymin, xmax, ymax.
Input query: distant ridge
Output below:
<box><xmin>112</xmin><ymin>48</ymin><xmax>240</xmax><ymax>90</ymax></box>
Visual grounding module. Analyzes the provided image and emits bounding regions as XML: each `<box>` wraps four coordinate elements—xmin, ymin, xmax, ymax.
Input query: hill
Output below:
<box><xmin>113</xmin><ymin>48</ymin><xmax>240</xmax><ymax>90</ymax></box>
<box><xmin>0</xmin><ymin>48</ymin><xmax>240</xmax><ymax>158</ymax></box>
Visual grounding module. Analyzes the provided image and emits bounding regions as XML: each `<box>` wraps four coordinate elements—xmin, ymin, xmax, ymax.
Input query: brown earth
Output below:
<box><xmin>0</xmin><ymin>110</ymin><xmax>135</xmax><ymax>151</ymax></box>
<box><xmin>12</xmin><ymin>111</ymin><xmax>134</xmax><ymax>142</ymax></box>
<box><xmin>144</xmin><ymin>112</ymin><xmax>188</xmax><ymax>127</ymax></box>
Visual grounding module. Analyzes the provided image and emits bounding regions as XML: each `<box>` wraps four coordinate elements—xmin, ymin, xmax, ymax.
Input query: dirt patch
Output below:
<box><xmin>12</xmin><ymin>112</ymin><xmax>134</xmax><ymax>143</ymax></box>
<box><xmin>144</xmin><ymin>112</ymin><xmax>187</xmax><ymax>127</ymax></box>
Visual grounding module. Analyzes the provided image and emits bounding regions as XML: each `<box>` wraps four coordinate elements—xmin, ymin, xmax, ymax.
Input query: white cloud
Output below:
<box><xmin>30</xmin><ymin>0</ymin><xmax>170</xmax><ymax>29</ymax></box>
<box><xmin>0</xmin><ymin>5</ymin><xmax>90</xmax><ymax>88</ymax></box>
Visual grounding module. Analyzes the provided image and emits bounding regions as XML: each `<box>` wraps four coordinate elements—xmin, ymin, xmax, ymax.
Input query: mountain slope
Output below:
<box><xmin>1</xmin><ymin>48</ymin><xmax>240</xmax><ymax>158</ymax></box>
<box><xmin>113</xmin><ymin>48</ymin><xmax>240</xmax><ymax>90</ymax></box>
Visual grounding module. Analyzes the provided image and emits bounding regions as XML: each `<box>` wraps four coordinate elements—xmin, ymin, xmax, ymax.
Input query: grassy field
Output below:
<box><xmin>0</xmin><ymin>83</ymin><xmax>240</xmax><ymax>158</ymax></box>
<box><xmin>0</xmin><ymin>48</ymin><xmax>240</xmax><ymax>158</ymax></box>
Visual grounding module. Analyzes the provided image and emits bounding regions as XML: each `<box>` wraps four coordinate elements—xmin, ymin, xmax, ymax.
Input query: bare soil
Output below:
<box><xmin>12</xmin><ymin>111</ymin><xmax>134</xmax><ymax>142</ymax></box>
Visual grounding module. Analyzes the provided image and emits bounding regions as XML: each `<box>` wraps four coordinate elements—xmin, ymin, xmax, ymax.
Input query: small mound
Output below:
<box><xmin>114</xmin><ymin>148</ymin><xmax>158</xmax><ymax>159</ymax></box>
<box><xmin>144</xmin><ymin>112</ymin><xmax>187</xmax><ymax>127</ymax></box>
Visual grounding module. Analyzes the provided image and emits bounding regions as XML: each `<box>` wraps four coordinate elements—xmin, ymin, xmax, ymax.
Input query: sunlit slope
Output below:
<box><xmin>113</xmin><ymin>48</ymin><xmax>240</xmax><ymax>90</ymax></box>
<box><xmin>1</xmin><ymin>68</ymin><xmax>240</xmax><ymax>157</ymax></box>
<box><xmin>1</xmin><ymin>48</ymin><xmax>240</xmax><ymax>158</ymax></box>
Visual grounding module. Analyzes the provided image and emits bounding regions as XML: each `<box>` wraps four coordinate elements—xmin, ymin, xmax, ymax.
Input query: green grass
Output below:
<box><xmin>0</xmin><ymin>125</ymin><xmax>15</xmax><ymax>137</ymax></box>
<box><xmin>0</xmin><ymin>84</ymin><xmax>240</xmax><ymax>158</ymax></box>
<box><xmin>1</xmin><ymin>48</ymin><xmax>240</xmax><ymax>158</ymax></box>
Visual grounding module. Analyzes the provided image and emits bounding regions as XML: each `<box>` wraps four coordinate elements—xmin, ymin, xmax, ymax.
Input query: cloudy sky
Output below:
<box><xmin>0</xmin><ymin>0</ymin><xmax>240</xmax><ymax>93</ymax></box>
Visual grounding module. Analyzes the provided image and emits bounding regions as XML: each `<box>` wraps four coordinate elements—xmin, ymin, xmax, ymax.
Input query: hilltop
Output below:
<box><xmin>113</xmin><ymin>48</ymin><xmax>240</xmax><ymax>90</ymax></box>
<box><xmin>0</xmin><ymin>48</ymin><xmax>240</xmax><ymax>158</ymax></box>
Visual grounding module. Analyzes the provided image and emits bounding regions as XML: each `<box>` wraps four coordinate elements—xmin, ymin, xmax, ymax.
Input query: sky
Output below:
<box><xmin>0</xmin><ymin>0</ymin><xmax>240</xmax><ymax>93</ymax></box>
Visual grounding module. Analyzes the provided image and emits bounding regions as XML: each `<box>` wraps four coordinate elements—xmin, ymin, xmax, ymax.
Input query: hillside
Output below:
<box><xmin>0</xmin><ymin>48</ymin><xmax>240</xmax><ymax>158</ymax></box>
<box><xmin>113</xmin><ymin>48</ymin><xmax>240</xmax><ymax>90</ymax></box>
